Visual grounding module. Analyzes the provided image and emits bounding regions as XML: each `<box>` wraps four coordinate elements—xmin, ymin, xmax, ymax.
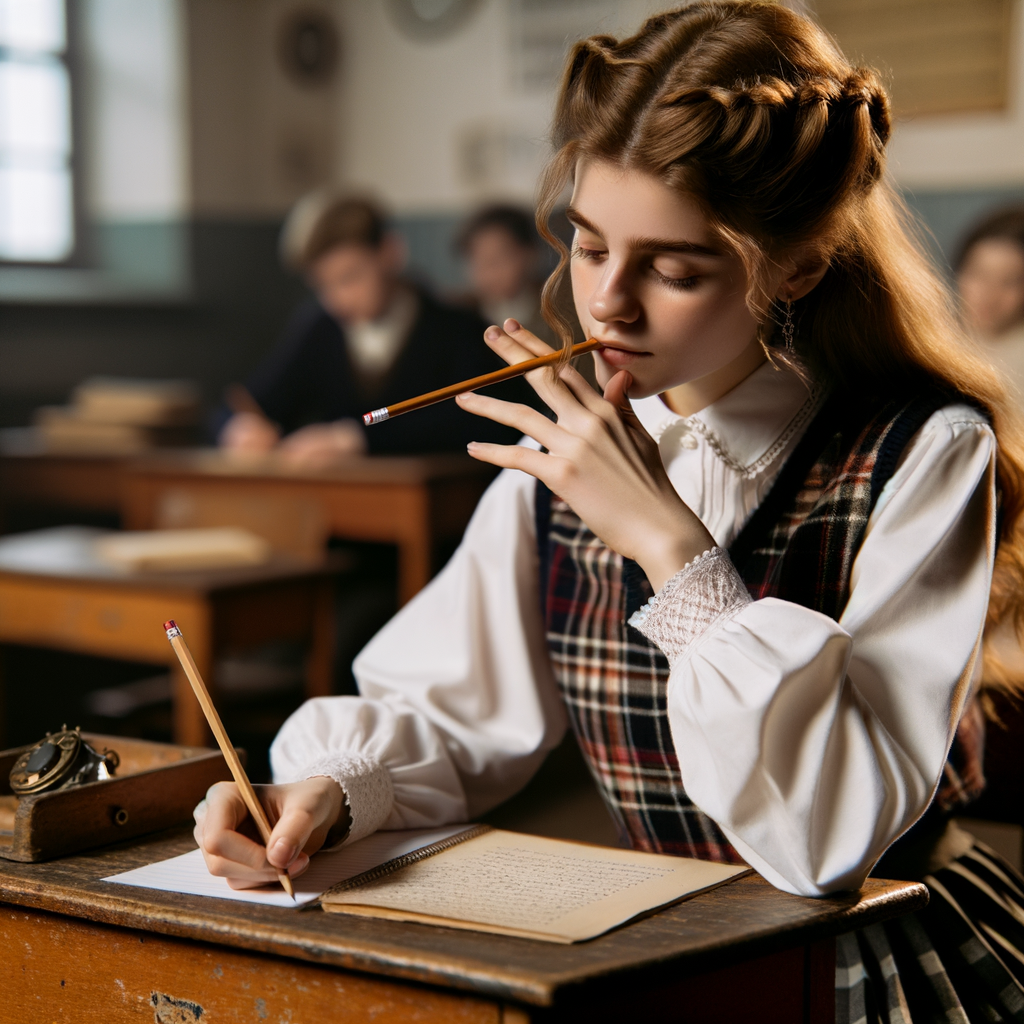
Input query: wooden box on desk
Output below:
<box><xmin>0</xmin><ymin>734</ymin><xmax>235</xmax><ymax>862</ymax></box>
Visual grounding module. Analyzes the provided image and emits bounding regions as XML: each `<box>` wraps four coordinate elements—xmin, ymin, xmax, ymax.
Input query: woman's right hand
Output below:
<box><xmin>193</xmin><ymin>777</ymin><xmax>349</xmax><ymax>889</ymax></box>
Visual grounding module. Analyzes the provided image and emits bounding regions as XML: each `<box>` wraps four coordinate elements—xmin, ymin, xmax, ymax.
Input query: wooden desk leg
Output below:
<box><xmin>305</xmin><ymin>578</ymin><xmax>335</xmax><ymax>699</ymax></box>
<box><xmin>171</xmin><ymin>613</ymin><xmax>214</xmax><ymax>748</ymax></box>
<box><xmin>397</xmin><ymin>528</ymin><xmax>432</xmax><ymax>606</ymax></box>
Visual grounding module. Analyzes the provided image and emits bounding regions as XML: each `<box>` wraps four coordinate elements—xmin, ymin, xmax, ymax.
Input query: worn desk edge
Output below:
<box><xmin>0</xmin><ymin>869</ymin><xmax>928</xmax><ymax>1007</ymax></box>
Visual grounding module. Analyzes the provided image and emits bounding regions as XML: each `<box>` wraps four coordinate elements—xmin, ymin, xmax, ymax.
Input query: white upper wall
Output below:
<box><xmin>73</xmin><ymin>0</ymin><xmax>1024</xmax><ymax>224</ymax></box>
<box><xmin>80</xmin><ymin>0</ymin><xmax>189</xmax><ymax>220</ymax></box>
<box><xmin>886</xmin><ymin>0</ymin><xmax>1024</xmax><ymax>188</ymax></box>
<box><xmin>335</xmin><ymin>0</ymin><xmax>668</xmax><ymax>214</ymax></box>
<box><xmin>336</xmin><ymin>0</ymin><xmax>1024</xmax><ymax>212</ymax></box>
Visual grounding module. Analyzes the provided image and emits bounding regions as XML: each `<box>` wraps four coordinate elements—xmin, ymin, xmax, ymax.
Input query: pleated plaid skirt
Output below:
<box><xmin>838</xmin><ymin>838</ymin><xmax>1024</xmax><ymax>1023</ymax></box>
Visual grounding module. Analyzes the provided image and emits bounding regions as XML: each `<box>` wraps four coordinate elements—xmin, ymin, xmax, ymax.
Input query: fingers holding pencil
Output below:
<box><xmin>481</xmin><ymin>317</ymin><xmax>557</xmax><ymax>365</ymax></box>
<box><xmin>194</xmin><ymin>782</ymin><xmax>309</xmax><ymax>889</ymax></box>
<box><xmin>194</xmin><ymin>778</ymin><xmax>345</xmax><ymax>890</ymax></box>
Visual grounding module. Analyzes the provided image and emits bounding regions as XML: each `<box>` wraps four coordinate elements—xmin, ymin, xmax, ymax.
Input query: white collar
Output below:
<box><xmin>345</xmin><ymin>288</ymin><xmax>419</xmax><ymax>378</ymax></box>
<box><xmin>632</xmin><ymin>360</ymin><xmax>819</xmax><ymax>475</ymax></box>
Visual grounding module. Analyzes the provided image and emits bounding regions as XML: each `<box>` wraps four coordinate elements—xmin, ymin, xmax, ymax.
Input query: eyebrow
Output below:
<box><xmin>566</xmin><ymin>206</ymin><xmax>723</xmax><ymax>258</ymax></box>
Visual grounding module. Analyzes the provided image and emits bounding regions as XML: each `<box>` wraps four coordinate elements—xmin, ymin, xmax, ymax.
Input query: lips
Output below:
<box><xmin>595</xmin><ymin>343</ymin><xmax>651</xmax><ymax>368</ymax></box>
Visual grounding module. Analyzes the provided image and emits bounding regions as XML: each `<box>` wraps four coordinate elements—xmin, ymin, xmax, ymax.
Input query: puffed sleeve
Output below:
<box><xmin>269</xmin><ymin>463</ymin><xmax>568</xmax><ymax>844</ymax></box>
<box><xmin>632</xmin><ymin>406</ymin><xmax>996</xmax><ymax>896</ymax></box>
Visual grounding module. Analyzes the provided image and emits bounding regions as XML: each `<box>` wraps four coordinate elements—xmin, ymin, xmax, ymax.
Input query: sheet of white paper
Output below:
<box><xmin>102</xmin><ymin>826</ymin><xmax>471</xmax><ymax>908</ymax></box>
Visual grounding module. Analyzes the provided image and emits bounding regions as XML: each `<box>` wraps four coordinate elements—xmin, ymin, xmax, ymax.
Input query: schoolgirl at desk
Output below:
<box><xmin>196</xmin><ymin>4</ymin><xmax>1024</xmax><ymax>1020</ymax></box>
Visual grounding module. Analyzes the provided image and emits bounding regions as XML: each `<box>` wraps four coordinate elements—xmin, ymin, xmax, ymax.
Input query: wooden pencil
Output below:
<box><xmin>163</xmin><ymin>619</ymin><xmax>295</xmax><ymax>899</ymax></box>
<box><xmin>362</xmin><ymin>338</ymin><xmax>603</xmax><ymax>426</ymax></box>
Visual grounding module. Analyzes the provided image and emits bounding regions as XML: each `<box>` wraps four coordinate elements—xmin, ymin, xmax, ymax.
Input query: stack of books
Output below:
<box><xmin>34</xmin><ymin>377</ymin><xmax>200</xmax><ymax>454</ymax></box>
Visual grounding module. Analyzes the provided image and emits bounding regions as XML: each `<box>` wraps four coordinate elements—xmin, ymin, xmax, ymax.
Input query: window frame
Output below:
<box><xmin>0</xmin><ymin>0</ymin><xmax>82</xmax><ymax>268</ymax></box>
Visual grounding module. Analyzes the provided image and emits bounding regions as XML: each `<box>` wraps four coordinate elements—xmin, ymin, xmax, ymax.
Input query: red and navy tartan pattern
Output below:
<box><xmin>542</xmin><ymin>505</ymin><xmax>741</xmax><ymax>861</ymax></box>
<box><xmin>539</xmin><ymin>390</ymin><xmax>964</xmax><ymax>862</ymax></box>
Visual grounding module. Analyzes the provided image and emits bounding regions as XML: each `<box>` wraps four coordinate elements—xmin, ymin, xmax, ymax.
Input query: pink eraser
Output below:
<box><xmin>362</xmin><ymin>413</ymin><xmax>372</xmax><ymax>426</ymax></box>
<box><xmin>163</xmin><ymin>620</ymin><xmax>177</xmax><ymax>631</ymax></box>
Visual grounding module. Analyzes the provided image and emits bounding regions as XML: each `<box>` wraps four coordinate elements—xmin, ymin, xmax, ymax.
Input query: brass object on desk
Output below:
<box><xmin>0</xmin><ymin>734</ymin><xmax>236</xmax><ymax>862</ymax></box>
<box><xmin>9</xmin><ymin>726</ymin><xmax>119</xmax><ymax>796</ymax></box>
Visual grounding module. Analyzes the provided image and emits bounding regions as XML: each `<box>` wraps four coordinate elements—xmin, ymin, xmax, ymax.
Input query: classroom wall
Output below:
<box><xmin>336</xmin><ymin>0</ymin><xmax>1024</xmax><ymax>287</ymax></box>
<box><xmin>884</xmin><ymin>0</ymin><xmax>1024</xmax><ymax>263</ymax></box>
<box><xmin>0</xmin><ymin>0</ymin><xmax>336</xmax><ymax>428</ymax></box>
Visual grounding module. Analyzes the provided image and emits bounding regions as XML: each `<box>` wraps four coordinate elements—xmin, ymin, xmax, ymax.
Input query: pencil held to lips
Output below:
<box><xmin>362</xmin><ymin>338</ymin><xmax>603</xmax><ymax>426</ymax></box>
<box><xmin>163</xmin><ymin>620</ymin><xmax>295</xmax><ymax>899</ymax></box>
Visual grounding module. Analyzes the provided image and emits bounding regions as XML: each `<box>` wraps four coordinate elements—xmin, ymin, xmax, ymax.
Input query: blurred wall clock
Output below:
<box><xmin>278</xmin><ymin>7</ymin><xmax>340</xmax><ymax>88</ymax></box>
<box><xmin>388</xmin><ymin>0</ymin><xmax>483</xmax><ymax>41</ymax></box>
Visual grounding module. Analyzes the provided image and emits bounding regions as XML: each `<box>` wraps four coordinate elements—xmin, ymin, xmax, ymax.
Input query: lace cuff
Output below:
<box><xmin>628</xmin><ymin>547</ymin><xmax>751</xmax><ymax>663</ymax></box>
<box><xmin>303</xmin><ymin>753</ymin><xmax>394</xmax><ymax>847</ymax></box>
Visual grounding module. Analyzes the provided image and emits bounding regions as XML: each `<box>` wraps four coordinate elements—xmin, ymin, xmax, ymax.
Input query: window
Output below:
<box><xmin>0</xmin><ymin>0</ymin><xmax>72</xmax><ymax>262</ymax></box>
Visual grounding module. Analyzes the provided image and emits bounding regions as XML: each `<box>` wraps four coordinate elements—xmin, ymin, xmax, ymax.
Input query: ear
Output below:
<box><xmin>776</xmin><ymin>261</ymin><xmax>828</xmax><ymax>302</ymax></box>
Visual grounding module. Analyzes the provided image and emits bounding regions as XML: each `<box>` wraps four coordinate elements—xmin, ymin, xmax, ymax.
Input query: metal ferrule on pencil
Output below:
<box><xmin>363</xmin><ymin>408</ymin><xmax>390</xmax><ymax>427</ymax></box>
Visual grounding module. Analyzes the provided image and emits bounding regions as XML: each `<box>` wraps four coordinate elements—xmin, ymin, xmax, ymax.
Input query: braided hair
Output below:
<box><xmin>536</xmin><ymin>1</ymin><xmax>1024</xmax><ymax>692</ymax></box>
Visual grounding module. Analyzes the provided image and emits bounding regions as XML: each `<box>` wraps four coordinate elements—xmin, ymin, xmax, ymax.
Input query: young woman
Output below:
<box><xmin>195</xmin><ymin>4</ymin><xmax>1024</xmax><ymax>1019</ymax></box>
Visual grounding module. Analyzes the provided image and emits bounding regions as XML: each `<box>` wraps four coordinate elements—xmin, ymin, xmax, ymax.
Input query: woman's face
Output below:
<box><xmin>958</xmin><ymin>238</ymin><xmax>1024</xmax><ymax>339</ymax></box>
<box><xmin>568</xmin><ymin>158</ymin><xmax>761</xmax><ymax>398</ymax></box>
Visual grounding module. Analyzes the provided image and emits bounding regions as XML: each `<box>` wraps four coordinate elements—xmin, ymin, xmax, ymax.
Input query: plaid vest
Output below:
<box><xmin>536</xmin><ymin>389</ymin><xmax>963</xmax><ymax>861</ymax></box>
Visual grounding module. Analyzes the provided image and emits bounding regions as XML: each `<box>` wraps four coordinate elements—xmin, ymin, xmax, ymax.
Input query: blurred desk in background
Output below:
<box><xmin>0</xmin><ymin>428</ymin><xmax>127</xmax><ymax>530</ymax></box>
<box><xmin>0</xmin><ymin>528</ymin><xmax>344</xmax><ymax>747</ymax></box>
<box><xmin>121</xmin><ymin>450</ymin><xmax>497</xmax><ymax>605</ymax></box>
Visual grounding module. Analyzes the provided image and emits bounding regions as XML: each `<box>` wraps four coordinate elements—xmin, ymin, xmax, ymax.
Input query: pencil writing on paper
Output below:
<box><xmin>163</xmin><ymin>619</ymin><xmax>295</xmax><ymax>899</ymax></box>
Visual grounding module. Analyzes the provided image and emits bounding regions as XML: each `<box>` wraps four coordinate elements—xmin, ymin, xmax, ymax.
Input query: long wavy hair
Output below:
<box><xmin>536</xmin><ymin>1</ymin><xmax>1024</xmax><ymax>691</ymax></box>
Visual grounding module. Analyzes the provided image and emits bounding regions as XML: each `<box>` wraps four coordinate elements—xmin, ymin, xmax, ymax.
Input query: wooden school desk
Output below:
<box><xmin>0</xmin><ymin>528</ymin><xmax>343</xmax><ymax>747</ymax></box>
<box><xmin>0</xmin><ymin>826</ymin><xmax>926</xmax><ymax>1024</ymax></box>
<box><xmin>120</xmin><ymin>450</ymin><xmax>497</xmax><ymax>605</ymax></box>
<box><xmin>0</xmin><ymin>430</ymin><xmax>125</xmax><ymax>527</ymax></box>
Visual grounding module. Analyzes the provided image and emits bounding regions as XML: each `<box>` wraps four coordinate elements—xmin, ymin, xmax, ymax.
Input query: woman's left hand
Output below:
<box><xmin>457</xmin><ymin>319</ymin><xmax>715</xmax><ymax>592</ymax></box>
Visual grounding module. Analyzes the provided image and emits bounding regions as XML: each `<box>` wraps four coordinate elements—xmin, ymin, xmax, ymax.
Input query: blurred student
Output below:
<box><xmin>218</xmin><ymin>194</ymin><xmax>526</xmax><ymax>465</ymax></box>
<box><xmin>456</xmin><ymin>204</ymin><xmax>554</xmax><ymax>344</ymax></box>
<box><xmin>458</xmin><ymin>203</ymin><xmax>601</xmax><ymax>388</ymax></box>
<box><xmin>957</xmin><ymin>206</ymin><xmax>1024</xmax><ymax>395</ymax></box>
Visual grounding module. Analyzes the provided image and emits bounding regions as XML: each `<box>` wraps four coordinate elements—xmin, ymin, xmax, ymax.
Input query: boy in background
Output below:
<box><xmin>219</xmin><ymin>194</ymin><xmax>527</xmax><ymax>466</ymax></box>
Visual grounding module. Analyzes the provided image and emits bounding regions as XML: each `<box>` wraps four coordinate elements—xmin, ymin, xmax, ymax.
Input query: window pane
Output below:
<box><xmin>0</xmin><ymin>0</ymin><xmax>65</xmax><ymax>55</ymax></box>
<box><xmin>0</xmin><ymin>59</ymin><xmax>70</xmax><ymax>160</ymax></box>
<box><xmin>0</xmin><ymin>165</ymin><xmax>73</xmax><ymax>260</ymax></box>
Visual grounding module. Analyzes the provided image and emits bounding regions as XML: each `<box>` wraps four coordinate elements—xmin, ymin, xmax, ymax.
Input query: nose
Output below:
<box><xmin>588</xmin><ymin>261</ymin><xmax>640</xmax><ymax>327</ymax></box>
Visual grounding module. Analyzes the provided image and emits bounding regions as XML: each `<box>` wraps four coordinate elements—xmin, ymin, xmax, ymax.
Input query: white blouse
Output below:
<box><xmin>270</xmin><ymin>361</ymin><xmax>996</xmax><ymax>898</ymax></box>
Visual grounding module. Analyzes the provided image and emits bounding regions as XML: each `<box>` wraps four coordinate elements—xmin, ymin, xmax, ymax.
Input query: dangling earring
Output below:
<box><xmin>781</xmin><ymin>299</ymin><xmax>795</xmax><ymax>353</ymax></box>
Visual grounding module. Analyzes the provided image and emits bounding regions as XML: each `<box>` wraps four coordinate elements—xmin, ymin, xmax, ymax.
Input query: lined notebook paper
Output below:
<box><xmin>323</xmin><ymin>829</ymin><xmax>749</xmax><ymax>943</ymax></box>
<box><xmin>102</xmin><ymin>826</ymin><xmax>471</xmax><ymax>908</ymax></box>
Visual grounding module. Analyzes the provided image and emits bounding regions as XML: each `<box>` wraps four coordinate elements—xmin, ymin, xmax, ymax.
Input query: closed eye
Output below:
<box><xmin>654</xmin><ymin>269</ymin><xmax>699</xmax><ymax>290</ymax></box>
<box><xmin>571</xmin><ymin>244</ymin><xmax>606</xmax><ymax>261</ymax></box>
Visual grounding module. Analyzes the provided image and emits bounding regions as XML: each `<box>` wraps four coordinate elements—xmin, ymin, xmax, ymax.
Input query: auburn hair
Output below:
<box><xmin>536</xmin><ymin>0</ymin><xmax>1024</xmax><ymax>692</ymax></box>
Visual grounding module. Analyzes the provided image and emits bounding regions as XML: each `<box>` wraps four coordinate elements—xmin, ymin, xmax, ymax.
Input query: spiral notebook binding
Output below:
<box><xmin>317</xmin><ymin>824</ymin><xmax>494</xmax><ymax>904</ymax></box>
